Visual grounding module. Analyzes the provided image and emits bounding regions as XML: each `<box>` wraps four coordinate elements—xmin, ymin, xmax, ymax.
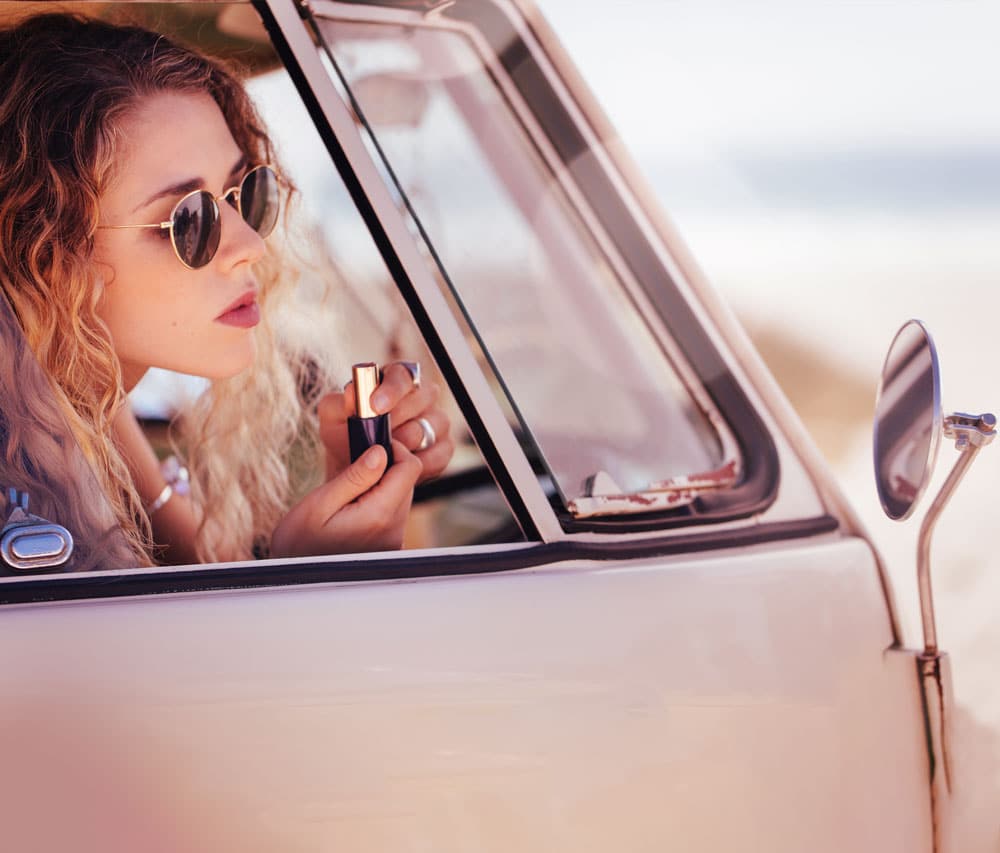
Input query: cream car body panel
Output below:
<box><xmin>1</xmin><ymin>537</ymin><xmax>929</xmax><ymax>851</ymax></box>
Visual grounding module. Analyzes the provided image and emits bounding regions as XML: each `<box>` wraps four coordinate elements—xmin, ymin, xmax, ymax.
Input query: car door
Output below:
<box><xmin>0</xmin><ymin>1</ymin><xmax>935</xmax><ymax>850</ymax></box>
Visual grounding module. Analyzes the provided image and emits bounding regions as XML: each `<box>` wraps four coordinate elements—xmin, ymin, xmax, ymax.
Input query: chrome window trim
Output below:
<box><xmin>0</xmin><ymin>515</ymin><xmax>840</xmax><ymax>606</ymax></box>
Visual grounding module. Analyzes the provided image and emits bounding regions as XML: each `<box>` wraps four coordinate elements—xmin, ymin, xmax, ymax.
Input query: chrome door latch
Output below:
<box><xmin>0</xmin><ymin>489</ymin><xmax>74</xmax><ymax>572</ymax></box>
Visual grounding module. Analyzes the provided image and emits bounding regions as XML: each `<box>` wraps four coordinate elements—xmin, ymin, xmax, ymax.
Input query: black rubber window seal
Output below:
<box><xmin>0</xmin><ymin>515</ymin><xmax>838</xmax><ymax>606</ymax></box>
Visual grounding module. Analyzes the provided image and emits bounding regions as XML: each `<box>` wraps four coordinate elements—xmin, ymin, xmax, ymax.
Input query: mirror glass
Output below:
<box><xmin>873</xmin><ymin>320</ymin><xmax>942</xmax><ymax>520</ymax></box>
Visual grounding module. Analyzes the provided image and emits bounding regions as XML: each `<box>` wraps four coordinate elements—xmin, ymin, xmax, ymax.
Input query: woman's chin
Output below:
<box><xmin>162</xmin><ymin>344</ymin><xmax>258</xmax><ymax>383</ymax></box>
<box><xmin>203</xmin><ymin>338</ymin><xmax>258</xmax><ymax>380</ymax></box>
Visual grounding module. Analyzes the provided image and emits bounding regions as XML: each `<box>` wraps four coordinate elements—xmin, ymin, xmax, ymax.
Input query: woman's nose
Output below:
<box><xmin>215</xmin><ymin>199</ymin><xmax>267</xmax><ymax>271</ymax></box>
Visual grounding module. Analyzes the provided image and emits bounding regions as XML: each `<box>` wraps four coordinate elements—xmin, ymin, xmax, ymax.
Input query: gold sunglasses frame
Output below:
<box><xmin>98</xmin><ymin>164</ymin><xmax>279</xmax><ymax>271</ymax></box>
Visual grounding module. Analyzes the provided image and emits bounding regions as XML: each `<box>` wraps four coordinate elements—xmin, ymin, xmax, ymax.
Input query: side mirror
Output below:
<box><xmin>873</xmin><ymin>320</ymin><xmax>942</xmax><ymax>521</ymax></box>
<box><xmin>873</xmin><ymin>319</ymin><xmax>996</xmax><ymax>654</ymax></box>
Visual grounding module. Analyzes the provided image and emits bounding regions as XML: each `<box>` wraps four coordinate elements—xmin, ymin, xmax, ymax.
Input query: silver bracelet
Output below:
<box><xmin>145</xmin><ymin>455</ymin><xmax>190</xmax><ymax>515</ymax></box>
<box><xmin>146</xmin><ymin>482</ymin><xmax>174</xmax><ymax>515</ymax></box>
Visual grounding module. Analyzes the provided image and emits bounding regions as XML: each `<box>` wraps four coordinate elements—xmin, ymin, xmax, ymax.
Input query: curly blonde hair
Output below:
<box><xmin>0</xmin><ymin>13</ymin><xmax>334</xmax><ymax>567</ymax></box>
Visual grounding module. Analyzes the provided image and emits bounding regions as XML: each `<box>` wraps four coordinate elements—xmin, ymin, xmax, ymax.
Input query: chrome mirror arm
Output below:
<box><xmin>917</xmin><ymin>412</ymin><xmax>996</xmax><ymax>655</ymax></box>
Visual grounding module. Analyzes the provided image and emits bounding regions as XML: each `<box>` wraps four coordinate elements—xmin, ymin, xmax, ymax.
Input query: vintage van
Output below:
<box><xmin>0</xmin><ymin>1</ymin><xmax>993</xmax><ymax>851</ymax></box>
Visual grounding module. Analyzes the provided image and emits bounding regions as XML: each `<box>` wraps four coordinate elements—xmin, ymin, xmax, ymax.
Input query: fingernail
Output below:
<box><xmin>371</xmin><ymin>392</ymin><xmax>388</xmax><ymax>412</ymax></box>
<box><xmin>364</xmin><ymin>446</ymin><xmax>385</xmax><ymax>469</ymax></box>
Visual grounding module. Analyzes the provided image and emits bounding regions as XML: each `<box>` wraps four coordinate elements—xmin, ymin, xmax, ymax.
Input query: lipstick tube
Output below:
<box><xmin>348</xmin><ymin>362</ymin><xmax>394</xmax><ymax>467</ymax></box>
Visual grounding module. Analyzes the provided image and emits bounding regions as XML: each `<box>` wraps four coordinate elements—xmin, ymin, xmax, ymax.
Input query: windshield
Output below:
<box><xmin>314</xmin><ymin>11</ymin><xmax>734</xmax><ymax>514</ymax></box>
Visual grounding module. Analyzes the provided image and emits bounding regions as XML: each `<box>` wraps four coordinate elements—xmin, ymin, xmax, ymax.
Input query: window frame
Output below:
<box><xmin>284</xmin><ymin>0</ymin><xmax>782</xmax><ymax>532</ymax></box>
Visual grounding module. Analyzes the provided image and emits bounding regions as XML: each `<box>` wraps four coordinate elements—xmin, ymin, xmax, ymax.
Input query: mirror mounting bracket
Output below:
<box><xmin>943</xmin><ymin>411</ymin><xmax>997</xmax><ymax>449</ymax></box>
<box><xmin>917</xmin><ymin>411</ymin><xmax>996</xmax><ymax>656</ymax></box>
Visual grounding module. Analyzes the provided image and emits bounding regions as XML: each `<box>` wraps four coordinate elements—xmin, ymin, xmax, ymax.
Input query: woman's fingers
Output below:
<box><xmin>270</xmin><ymin>442</ymin><xmax>422</xmax><ymax>558</ymax></box>
<box><xmin>337</xmin><ymin>442</ymin><xmax>421</xmax><ymax>550</ymax></box>
<box><xmin>354</xmin><ymin>441</ymin><xmax>422</xmax><ymax>508</ymax></box>
<box><xmin>315</xmin><ymin>440</ymin><xmax>421</xmax><ymax>522</ymax></box>
<box><xmin>391</xmin><ymin>399</ymin><xmax>453</xmax><ymax>481</ymax></box>
<box><xmin>341</xmin><ymin>364</ymin><xmax>426</xmax><ymax>426</ymax></box>
<box><xmin>324</xmin><ymin>363</ymin><xmax>453</xmax><ymax>484</ymax></box>
<box><xmin>369</xmin><ymin>362</ymin><xmax>420</xmax><ymax>415</ymax></box>
<box><xmin>318</xmin><ymin>389</ymin><xmax>352</xmax><ymax>424</ymax></box>
<box><xmin>317</xmin><ymin>390</ymin><xmax>353</xmax><ymax>479</ymax></box>
<box><xmin>269</xmin><ymin>444</ymin><xmax>390</xmax><ymax>558</ymax></box>
<box><xmin>311</xmin><ymin>444</ymin><xmax>389</xmax><ymax>524</ymax></box>
<box><xmin>389</xmin><ymin>382</ymin><xmax>440</xmax><ymax>427</ymax></box>
<box><xmin>414</xmin><ymin>436</ymin><xmax>455</xmax><ymax>481</ymax></box>
<box><xmin>393</xmin><ymin>407</ymin><xmax>450</xmax><ymax>453</ymax></box>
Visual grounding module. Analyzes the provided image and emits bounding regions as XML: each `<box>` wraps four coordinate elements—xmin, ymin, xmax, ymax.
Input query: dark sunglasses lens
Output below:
<box><xmin>239</xmin><ymin>166</ymin><xmax>280</xmax><ymax>238</ymax></box>
<box><xmin>172</xmin><ymin>192</ymin><xmax>221</xmax><ymax>269</ymax></box>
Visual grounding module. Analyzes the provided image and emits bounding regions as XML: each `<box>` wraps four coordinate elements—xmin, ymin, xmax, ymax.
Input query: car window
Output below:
<box><xmin>309</xmin><ymin>4</ymin><xmax>748</xmax><ymax>519</ymax></box>
<box><xmin>0</xmin><ymin>1</ymin><xmax>523</xmax><ymax>583</ymax></box>
<box><xmin>126</xmin><ymin>22</ymin><xmax>522</xmax><ymax>553</ymax></box>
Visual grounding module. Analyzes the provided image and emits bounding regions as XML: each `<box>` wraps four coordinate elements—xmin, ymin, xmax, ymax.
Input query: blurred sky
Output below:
<box><xmin>533</xmin><ymin>0</ymin><xmax>1000</xmax><ymax>732</ymax></box>
<box><xmin>532</xmin><ymin>0</ymin><xmax>1000</xmax><ymax>411</ymax></box>
<box><xmin>535</xmin><ymin>1</ymin><xmax>1000</xmax><ymax>152</ymax></box>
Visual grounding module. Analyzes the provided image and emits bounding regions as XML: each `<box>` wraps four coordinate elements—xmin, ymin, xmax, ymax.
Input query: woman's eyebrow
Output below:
<box><xmin>132</xmin><ymin>156</ymin><xmax>249</xmax><ymax>214</ymax></box>
<box><xmin>132</xmin><ymin>178</ymin><xmax>202</xmax><ymax>215</ymax></box>
<box><xmin>227</xmin><ymin>155</ymin><xmax>249</xmax><ymax>183</ymax></box>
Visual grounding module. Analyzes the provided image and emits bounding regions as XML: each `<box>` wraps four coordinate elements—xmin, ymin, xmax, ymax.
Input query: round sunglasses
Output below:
<box><xmin>99</xmin><ymin>165</ymin><xmax>280</xmax><ymax>270</ymax></box>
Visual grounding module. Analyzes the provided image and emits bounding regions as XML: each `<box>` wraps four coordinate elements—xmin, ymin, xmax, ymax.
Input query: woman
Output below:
<box><xmin>0</xmin><ymin>12</ymin><xmax>454</xmax><ymax>569</ymax></box>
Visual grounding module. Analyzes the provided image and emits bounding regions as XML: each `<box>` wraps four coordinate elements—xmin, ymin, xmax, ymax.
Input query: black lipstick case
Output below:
<box><xmin>348</xmin><ymin>362</ymin><xmax>394</xmax><ymax>467</ymax></box>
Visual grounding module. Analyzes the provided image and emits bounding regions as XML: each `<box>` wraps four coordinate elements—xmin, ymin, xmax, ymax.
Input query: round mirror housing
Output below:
<box><xmin>873</xmin><ymin>319</ymin><xmax>942</xmax><ymax>521</ymax></box>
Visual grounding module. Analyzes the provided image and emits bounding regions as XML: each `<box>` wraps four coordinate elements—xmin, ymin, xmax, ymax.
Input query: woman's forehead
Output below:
<box><xmin>110</xmin><ymin>90</ymin><xmax>243</xmax><ymax>199</ymax></box>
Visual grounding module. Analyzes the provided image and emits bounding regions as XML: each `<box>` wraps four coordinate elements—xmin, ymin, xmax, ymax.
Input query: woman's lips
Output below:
<box><xmin>215</xmin><ymin>291</ymin><xmax>260</xmax><ymax>328</ymax></box>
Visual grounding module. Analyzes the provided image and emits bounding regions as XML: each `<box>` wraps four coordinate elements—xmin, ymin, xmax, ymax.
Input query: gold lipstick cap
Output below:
<box><xmin>352</xmin><ymin>362</ymin><xmax>380</xmax><ymax>419</ymax></box>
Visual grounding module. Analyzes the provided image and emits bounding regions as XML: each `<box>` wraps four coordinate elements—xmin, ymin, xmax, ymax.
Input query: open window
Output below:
<box><xmin>126</xmin><ymin>3</ymin><xmax>530</xmax><ymax>553</ymax></box>
<box><xmin>0</xmin><ymin>0</ymin><xmax>524</xmax><ymax>590</ymax></box>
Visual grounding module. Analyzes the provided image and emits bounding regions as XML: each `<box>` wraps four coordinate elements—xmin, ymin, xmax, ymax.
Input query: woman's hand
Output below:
<box><xmin>318</xmin><ymin>361</ymin><xmax>454</xmax><ymax>483</ymax></box>
<box><xmin>270</xmin><ymin>439</ymin><xmax>422</xmax><ymax>558</ymax></box>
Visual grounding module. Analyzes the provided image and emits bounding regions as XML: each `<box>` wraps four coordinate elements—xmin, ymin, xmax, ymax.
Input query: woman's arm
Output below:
<box><xmin>113</xmin><ymin>401</ymin><xmax>200</xmax><ymax>565</ymax></box>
